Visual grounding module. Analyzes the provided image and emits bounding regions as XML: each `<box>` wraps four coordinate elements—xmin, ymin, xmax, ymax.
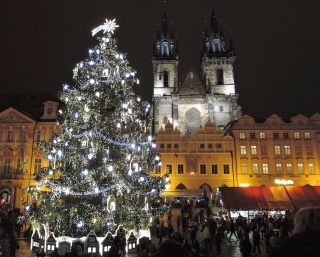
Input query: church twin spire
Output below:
<box><xmin>152</xmin><ymin>13</ymin><xmax>179</xmax><ymax>60</ymax></box>
<box><xmin>203</xmin><ymin>9</ymin><xmax>235</xmax><ymax>57</ymax></box>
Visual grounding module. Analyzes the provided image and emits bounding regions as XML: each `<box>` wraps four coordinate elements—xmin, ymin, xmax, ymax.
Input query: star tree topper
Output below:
<box><xmin>92</xmin><ymin>19</ymin><xmax>119</xmax><ymax>36</ymax></box>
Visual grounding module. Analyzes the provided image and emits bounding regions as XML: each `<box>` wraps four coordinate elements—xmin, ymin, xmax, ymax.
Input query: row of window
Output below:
<box><xmin>155</xmin><ymin>164</ymin><xmax>231</xmax><ymax>175</ymax></box>
<box><xmin>160</xmin><ymin>143</ymin><xmax>223</xmax><ymax>149</ymax></box>
<box><xmin>240</xmin><ymin>145</ymin><xmax>313</xmax><ymax>155</ymax></box>
<box><xmin>2</xmin><ymin>158</ymin><xmax>41</xmax><ymax>173</ymax></box>
<box><xmin>0</xmin><ymin>130</ymin><xmax>55</xmax><ymax>142</ymax></box>
<box><xmin>241</xmin><ymin>163</ymin><xmax>314</xmax><ymax>174</ymax></box>
<box><xmin>239</xmin><ymin>131</ymin><xmax>311</xmax><ymax>139</ymax></box>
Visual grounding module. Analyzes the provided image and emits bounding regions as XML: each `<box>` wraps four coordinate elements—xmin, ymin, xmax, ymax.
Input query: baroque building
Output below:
<box><xmin>0</xmin><ymin>93</ymin><xmax>61</xmax><ymax>210</ymax></box>
<box><xmin>153</xmin><ymin>120</ymin><xmax>235</xmax><ymax>200</ymax></box>
<box><xmin>231</xmin><ymin>114</ymin><xmax>320</xmax><ymax>187</ymax></box>
<box><xmin>152</xmin><ymin>10</ymin><xmax>242</xmax><ymax>134</ymax></box>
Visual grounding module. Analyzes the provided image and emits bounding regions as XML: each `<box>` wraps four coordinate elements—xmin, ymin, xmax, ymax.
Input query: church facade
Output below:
<box><xmin>152</xmin><ymin>10</ymin><xmax>242</xmax><ymax>134</ymax></box>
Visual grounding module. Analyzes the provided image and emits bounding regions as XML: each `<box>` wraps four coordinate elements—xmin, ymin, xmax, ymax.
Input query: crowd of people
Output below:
<box><xmin>2</xmin><ymin>206</ymin><xmax>320</xmax><ymax>257</ymax></box>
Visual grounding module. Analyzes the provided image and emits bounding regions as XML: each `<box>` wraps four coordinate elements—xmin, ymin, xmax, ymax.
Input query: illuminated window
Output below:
<box><xmin>34</xmin><ymin>159</ymin><xmax>42</xmax><ymax>173</ymax></box>
<box><xmin>4</xmin><ymin>159</ymin><xmax>11</xmax><ymax>174</ymax></box>
<box><xmin>223</xmin><ymin>164</ymin><xmax>230</xmax><ymax>174</ymax></box>
<box><xmin>260</xmin><ymin>132</ymin><xmax>265</xmax><ymax>139</ymax></box>
<box><xmin>276</xmin><ymin>164</ymin><xmax>282</xmax><ymax>174</ymax></box>
<box><xmin>251</xmin><ymin>145</ymin><xmax>257</xmax><ymax>155</ymax></box>
<box><xmin>286</xmin><ymin>163</ymin><xmax>292</xmax><ymax>174</ymax></box>
<box><xmin>294</xmin><ymin>132</ymin><xmax>300</xmax><ymax>138</ymax></box>
<box><xmin>7</xmin><ymin>131</ymin><xmax>14</xmax><ymax>142</ymax></box>
<box><xmin>283</xmin><ymin>132</ymin><xmax>289</xmax><ymax>139</ymax></box>
<box><xmin>240</xmin><ymin>132</ymin><xmax>245</xmax><ymax>139</ymax></box>
<box><xmin>306</xmin><ymin>145</ymin><xmax>312</xmax><ymax>155</ymax></box>
<box><xmin>241</xmin><ymin>163</ymin><xmax>248</xmax><ymax>174</ymax></box>
<box><xmin>211</xmin><ymin>164</ymin><xmax>218</xmax><ymax>174</ymax></box>
<box><xmin>274</xmin><ymin>146</ymin><xmax>281</xmax><ymax>155</ymax></box>
<box><xmin>166</xmin><ymin>164</ymin><xmax>172</xmax><ymax>174</ymax></box>
<box><xmin>200</xmin><ymin>164</ymin><xmax>206</xmax><ymax>174</ymax></box>
<box><xmin>262</xmin><ymin>163</ymin><xmax>269</xmax><ymax>174</ymax></box>
<box><xmin>261</xmin><ymin>145</ymin><xmax>267</xmax><ymax>155</ymax></box>
<box><xmin>178</xmin><ymin>164</ymin><xmax>184</xmax><ymax>174</ymax></box>
<box><xmin>252</xmin><ymin>163</ymin><xmax>258</xmax><ymax>174</ymax></box>
<box><xmin>284</xmin><ymin>145</ymin><xmax>291</xmax><ymax>155</ymax></box>
<box><xmin>240</xmin><ymin>146</ymin><xmax>247</xmax><ymax>155</ymax></box>
<box><xmin>273</xmin><ymin>133</ymin><xmax>279</xmax><ymax>139</ymax></box>
<box><xmin>250</xmin><ymin>133</ymin><xmax>256</xmax><ymax>139</ymax></box>
<box><xmin>17</xmin><ymin>158</ymin><xmax>24</xmax><ymax>172</ymax></box>
<box><xmin>297</xmin><ymin>163</ymin><xmax>304</xmax><ymax>174</ymax></box>
<box><xmin>305</xmin><ymin>132</ymin><xmax>311</xmax><ymax>138</ymax></box>
<box><xmin>308</xmin><ymin>164</ymin><xmax>314</xmax><ymax>174</ymax></box>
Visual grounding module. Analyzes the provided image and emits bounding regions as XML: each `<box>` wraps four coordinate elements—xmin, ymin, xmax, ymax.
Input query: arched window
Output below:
<box><xmin>217</xmin><ymin>68</ymin><xmax>223</xmax><ymax>84</ymax></box>
<box><xmin>163</xmin><ymin>70</ymin><xmax>169</xmax><ymax>87</ymax></box>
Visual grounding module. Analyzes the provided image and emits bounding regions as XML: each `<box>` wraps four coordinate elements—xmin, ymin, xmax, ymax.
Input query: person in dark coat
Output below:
<box><xmin>264</xmin><ymin>227</ymin><xmax>272</xmax><ymax>253</ymax></box>
<box><xmin>182</xmin><ymin>239</ymin><xmax>191</xmax><ymax>253</ymax></box>
<box><xmin>268</xmin><ymin>207</ymin><xmax>320</xmax><ymax>257</ymax></box>
<box><xmin>215</xmin><ymin>230</ymin><xmax>222</xmax><ymax>254</ymax></box>
<box><xmin>69</xmin><ymin>245</ymin><xmax>79</xmax><ymax>257</ymax></box>
<box><xmin>108</xmin><ymin>242</ymin><xmax>118</xmax><ymax>257</ymax></box>
<box><xmin>240</xmin><ymin>238</ymin><xmax>252</xmax><ymax>257</ymax></box>
<box><xmin>252</xmin><ymin>229</ymin><xmax>261</xmax><ymax>254</ymax></box>
<box><xmin>50</xmin><ymin>248</ymin><xmax>60</xmax><ymax>257</ymax></box>
<box><xmin>153</xmin><ymin>239</ymin><xmax>189</xmax><ymax>257</ymax></box>
<box><xmin>36</xmin><ymin>248</ymin><xmax>46</xmax><ymax>257</ymax></box>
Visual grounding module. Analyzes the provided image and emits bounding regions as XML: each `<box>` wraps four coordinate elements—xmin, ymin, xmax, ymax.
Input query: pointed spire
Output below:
<box><xmin>210</xmin><ymin>9</ymin><xmax>215</xmax><ymax>33</ymax></box>
<box><xmin>214</xmin><ymin>16</ymin><xmax>219</xmax><ymax>36</ymax></box>
<box><xmin>162</xmin><ymin>12</ymin><xmax>169</xmax><ymax>36</ymax></box>
<box><xmin>229</xmin><ymin>31</ymin><xmax>235</xmax><ymax>55</ymax></box>
<box><xmin>220</xmin><ymin>20</ymin><xmax>224</xmax><ymax>41</ymax></box>
<box><xmin>152</xmin><ymin>40</ymin><xmax>156</xmax><ymax>56</ymax></box>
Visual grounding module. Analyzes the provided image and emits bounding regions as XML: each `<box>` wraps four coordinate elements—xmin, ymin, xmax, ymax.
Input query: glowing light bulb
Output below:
<box><xmin>108</xmin><ymin>166</ymin><xmax>113</xmax><ymax>171</ymax></box>
<box><xmin>117</xmin><ymin>123</ymin><xmax>121</xmax><ymax>128</ymax></box>
<box><xmin>57</xmin><ymin>150</ymin><xmax>62</xmax><ymax>157</ymax></box>
<box><xmin>95</xmin><ymin>92</ymin><xmax>100</xmax><ymax>97</ymax></box>
<box><xmin>87</xmin><ymin>153</ymin><xmax>93</xmax><ymax>160</ymax></box>
<box><xmin>47</xmin><ymin>154</ymin><xmax>53</xmax><ymax>160</ymax></box>
<box><xmin>155</xmin><ymin>156</ymin><xmax>160</xmax><ymax>161</ymax></box>
<box><xmin>82</xmin><ymin>169</ymin><xmax>89</xmax><ymax>176</ymax></box>
<box><xmin>152</xmin><ymin>143</ymin><xmax>156</xmax><ymax>148</ymax></box>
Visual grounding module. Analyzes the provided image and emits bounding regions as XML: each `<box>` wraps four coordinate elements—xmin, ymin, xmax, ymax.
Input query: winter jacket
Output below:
<box><xmin>202</xmin><ymin>226</ymin><xmax>211</xmax><ymax>239</ymax></box>
<box><xmin>268</xmin><ymin>230</ymin><xmax>320</xmax><ymax>257</ymax></box>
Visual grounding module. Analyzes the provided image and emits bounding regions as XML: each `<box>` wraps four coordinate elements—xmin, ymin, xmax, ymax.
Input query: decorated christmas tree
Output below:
<box><xmin>22</xmin><ymin>19</ymin><xmax>170</xmax><ymax>238</ymax></box>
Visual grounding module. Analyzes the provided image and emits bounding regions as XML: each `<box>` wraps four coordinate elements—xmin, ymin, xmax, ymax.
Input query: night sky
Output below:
<box><xmin>1</xmin><ymin>0</ymin><xmax>320</xmax><ymax>118</ymax></box>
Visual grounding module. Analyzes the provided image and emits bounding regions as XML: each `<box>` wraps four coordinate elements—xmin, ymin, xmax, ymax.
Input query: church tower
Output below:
<box><xmin>152</xmin><ymin>9</ymin><xmax>241</xmax><ymax>134</ymax></box>
<box><xmin>152</xmin><ymin>13</ymin><xmax>179</xmax><ymax>132</ymax></box>
<box><xmin>201</xmin><ymin>9</ymin><xmax>241</xmax><ymax>126</ymax></box>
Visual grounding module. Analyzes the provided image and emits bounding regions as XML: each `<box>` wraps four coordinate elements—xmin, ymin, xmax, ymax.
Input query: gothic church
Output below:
<box><xmin>152</xmin><ymin>10</ymin><xmax>242</xmax><ymax>134</ymax></box>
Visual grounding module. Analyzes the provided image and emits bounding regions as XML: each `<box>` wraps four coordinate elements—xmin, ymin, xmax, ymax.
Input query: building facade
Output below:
<box><xmin>232</xmin><ymin>114</ymin><xmax>320</xmax><ymax>187</ymax></box>
<box><xmin>0</xmin><ymin>93</ymin><xmax>61</xmax><ymax>211</ymax></box>
<box><xmin>153</xmin><ymin>120</ymin><xmax>235</xmax><ymax>200</ymax></box>
<box><xmin>152</xmin><ymin>10</ymin><xmax>242</xmax><ymax>134</ymax></box>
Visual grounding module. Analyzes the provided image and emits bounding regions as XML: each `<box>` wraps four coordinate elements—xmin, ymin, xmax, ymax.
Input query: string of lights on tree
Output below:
<box><xmin>20</xmin><ymin>19</ymin><xmax>170</xmax><ymax>237</ymax></box>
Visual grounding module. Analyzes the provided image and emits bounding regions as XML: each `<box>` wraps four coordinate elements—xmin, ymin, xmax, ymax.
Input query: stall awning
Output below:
<box><xmin>219</xmin><ymin>186</ymin><xmax>294</xmax><ymax>210</ymax></box>
<box><xmin>161</xmin><ymin>189</ymin><xmax>204</xmax><ymax>197</ymax></box>
<box><xmin>285</xmin><ymin>186</ymin><xmax>320</xmax><ymax>208</ymax></box>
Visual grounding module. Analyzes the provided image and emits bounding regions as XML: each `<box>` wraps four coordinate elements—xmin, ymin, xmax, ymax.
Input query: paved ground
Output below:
<box><xmin>0</xmin><ymin>207</ymin><xmax>270</xmax><ymax>256</ymax></box>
